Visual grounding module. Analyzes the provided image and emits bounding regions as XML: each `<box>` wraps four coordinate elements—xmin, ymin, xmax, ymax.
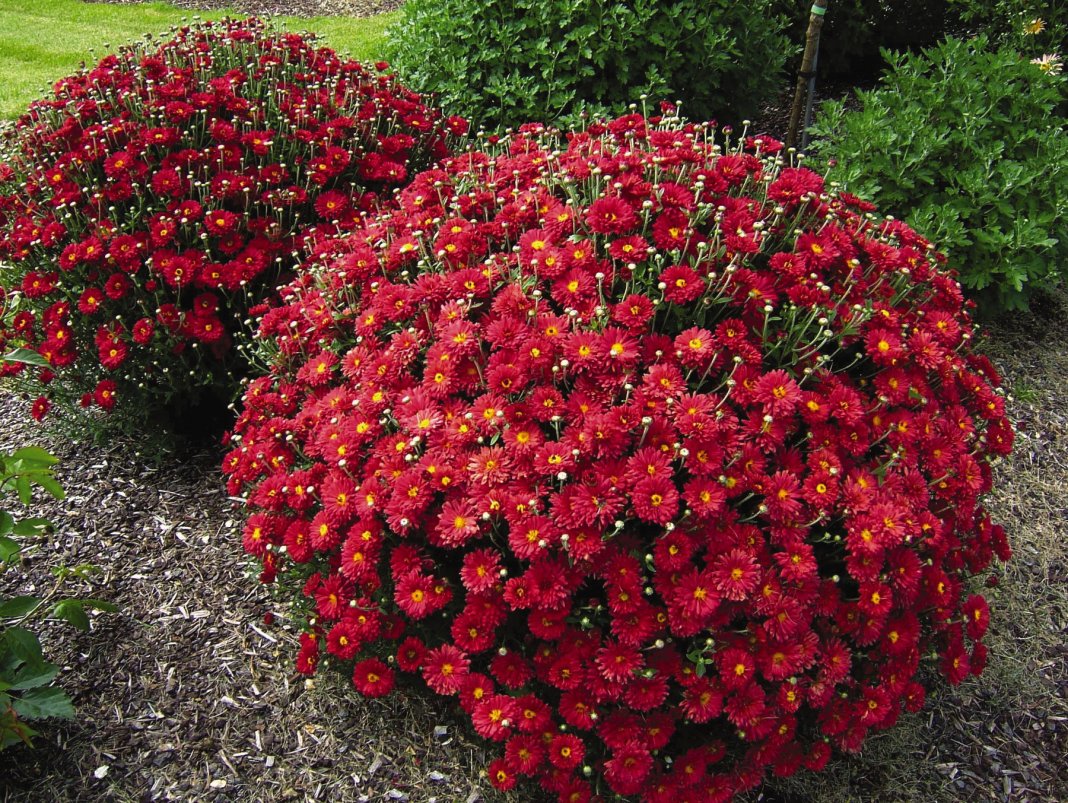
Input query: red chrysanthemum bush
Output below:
<box><xmin>224</xmin><ymin>113</ymin><xmax>1014</xmax><ymax>801</ymax></box>
<box><xmin>0</xmin><ymin>18</ymin><xmax>464</xmax><ymax>434</ymax></box>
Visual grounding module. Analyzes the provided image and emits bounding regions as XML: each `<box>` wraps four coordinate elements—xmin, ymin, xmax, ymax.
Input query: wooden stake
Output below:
<box><xmin>786</xmin><ymin>0</ymin><xmax>829</xmax><ymax>150</ymax></box>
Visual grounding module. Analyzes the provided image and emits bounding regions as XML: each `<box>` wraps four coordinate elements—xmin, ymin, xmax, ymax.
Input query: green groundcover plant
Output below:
<box><xmin>0</xmin><ymin>396</ymin><xmax>115</xmax><ymax>749</ymax></box>
<box><xmin>0</xmin><ymin>18</ymin><xmax>462</xmax><ymax>440</ymax></box>
<box><xmin>810</xmin><ymin>36</ymin><xmax>1067</xmax><ymax>313</ymax></box>
<box><xmin>386</xmin><ymin>0</ymin><xmax>793</xmax><ymax>131</ymax></box>
<box><xmin>225</xmin><ymin>114</ymin><xmax>1013</xmax><ymax>801</ymax></box>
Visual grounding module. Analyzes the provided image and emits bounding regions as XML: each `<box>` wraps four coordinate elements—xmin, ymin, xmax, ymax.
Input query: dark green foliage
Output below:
<box><xmin>810</xmin><ymin>37</ymin><xmax>1067</xmax><ymax>313</ymax></box>
<box><xmin>386</xmin><ymin>0</ymin><xmax>794</xmax><ymax>130</ymax></box>
<box><xmin>950</xmin><ymin>0</ymin><xmax>1067</xmax><ymax>51</ymax></box>
<box><xmin>774</xmin><ymin>1</ymin><xmax>1064</xmax><ymax>78</ymax></box>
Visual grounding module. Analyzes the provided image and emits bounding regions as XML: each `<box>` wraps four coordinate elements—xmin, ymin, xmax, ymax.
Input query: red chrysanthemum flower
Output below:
<box><xmin>604</xmin><ymin>741</ymin><xmax>654</xmax><ymax>796</ymax></box>
<box><xmin>632</xmin><ymin>475</ymin><xmax>679</xmax><ymax>525</ymax></box>
<box><xmin>586</xmin><ymin>195</ymin><xmax>638</xmax><ymax>235</ymax></box>
<box><xmin>548</xmin><ymin>732</ymin><xmax>585</xmax><ymax>770</ymax></box>
<box><xmin>422</xmin><ymin>643</ymin><xmax>471</xmax><ymax>695</ymax></box>
<box><xmin>30</xmin><ymin>395</ymin><xmax>50</xmax><ymax>421</ymax></box>
<box><xmin>962</xmin><ymin>594</ymin><xmax>990</xmax><ymax>640</ymax></box>
<box><xmin>93</xmin><ymin>380</ymin><xmax>117</xmax><ymax>411</ymax></box>
<box><xmin>709</xmin><ymin>548</ymin><xmax>761</xmax><ymax>601</ymax></box>
<box><xmin>487</xmin><ymin>757</ymin><xmax>518</xmax><ymax>791</ymax></box>
<box><xmin>659</xmin><ymin>264</ymin><xmax>705</xmax><ymax>304</ymax></box>
<box><xmin>472</xmin><ymin>693</ymin><xmax>521</xmax><ymax>741</ymax></box>
<box><xmin>352</xmin><ymin>658</ymin><xmax>395</xmax><ymax>698</ymax></box>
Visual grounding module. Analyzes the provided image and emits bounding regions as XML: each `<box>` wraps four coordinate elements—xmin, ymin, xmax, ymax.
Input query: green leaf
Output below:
<box><xmin>10</xmin><ymin>447</ymin><xmax>59</xmax><ymax>467</ymax></box>
<box><xmin>52</xmin><ymin>600</ymin><xmax>89</xmax><ymax>632</ymax></box>
<box><xmin>0</xmin><ymin>596</ymin><xmax>40</xmax><ymax>619</ymax></box>
<box><xmin>12</xmin><ymin>686</ymin><xmax>75</xmax><ymax>720</ymax></box>
<box><xmin>34</xmin><ymin>476</ymin><xmax>65</xmax><ymax>501</ymax></box>
<box><xmin>0</xmin><ymin>707</ymin><xmax>39</xmax><ymax>748</ymax></box>
<box><xmin>0</xmin><ymin>648</ymin><xmax>19</xmax><ymax>676</ymax></box>
<box><xmin>4</xmin><ymin>628</ymin><xmax>43</xmax><ymax>664</ymax></box>
<box><xmin>52</xmin><ymin>563</ymin><xmax>100</xmax><ymax>580</ymax></box>
<box><xmin>10</xmin><ymin>660</ymin><xmax>59</xmax><ymax>691</ymax></box>
<box><xmin>0</xmin><ymin>536</ymin><xmax>18</xmax><ymax>564</ymax></box>
<box><xmin>12</xmin><ymin>518</ymin><xmax>52</xmax><ymax>537</ymax></box>
<box><xmin>0</xmin><ymin>511</ymin><xmax>13</xmax><ymax>537</ymax></box>
<box><xmin>78</xmin><ymin>599</ymin><xmax>117</xmax><ymax>614</ymax></box>
<box><xmin>1</xmin><ymin>348</ymin><xmax>49</xmax><ymax>368</ymax></box>
<box><xmin>14</xmin><ymin>476</ymin><xmax>31</xmax><ymax>506</ymax></box>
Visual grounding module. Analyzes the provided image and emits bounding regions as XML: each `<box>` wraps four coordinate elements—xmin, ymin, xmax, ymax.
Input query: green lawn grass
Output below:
<box><xmin>0</xmin><ymin>0</ymin><xmax>395</xmax><ymax>119</ymax></box>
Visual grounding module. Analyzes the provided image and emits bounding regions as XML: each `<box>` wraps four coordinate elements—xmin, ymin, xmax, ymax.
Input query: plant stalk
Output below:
<box><xmin>786</xmin><ymin>0</ymin><xmax>829</xmax><ymax>150</ymax></box>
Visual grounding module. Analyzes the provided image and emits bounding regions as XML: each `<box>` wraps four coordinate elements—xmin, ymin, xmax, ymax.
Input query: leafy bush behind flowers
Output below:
<box><xmin>809</xmin><ymin>35</ymin><xmax>1066</xmax><ymax>314</ymax></box>
<box><xmin>224</xmin><ymin>114</ymin><xmax>1013</xmax><ymax>801</ymax></box>
<box><xmin>386</xmin><ymin>0</ymin><xmax>793</xmax><ymax>131</ymax></box>
<box><xmin>0</xmin><ymin>18</ymin><xmax>464</xmax><ymax>437</ymax></box>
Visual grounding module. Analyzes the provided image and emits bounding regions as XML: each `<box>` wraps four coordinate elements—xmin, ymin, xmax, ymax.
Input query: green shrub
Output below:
<box><xmin>809</xmin><ymin>36</ymin><xmax>1067</xmax><ymax>313</ymax></box>
<box><xmin>386</xmin><ymin>0</ymin><xmax>794</xmax><ymax>130</ymax></box>
<box><xmin>773</xmin><ymin>1</ymin><xmax>1063</xmax><ymax>79</ymax></box>
<box><xmin>950</xmin><ymin>0</ymin><xmax>1067</xmax><ymax>51</ymax></box>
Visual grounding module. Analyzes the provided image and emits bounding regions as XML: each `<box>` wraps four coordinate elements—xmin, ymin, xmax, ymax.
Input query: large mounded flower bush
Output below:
<box><xmin>0</xmin><ymin>18</ymin><xmax>464</xmax><ymax>435</ymax></box>
<box><xmin>224</xmin><ymin>114</ymin><xmax>1013</xmax><ymax>801</ymax></box>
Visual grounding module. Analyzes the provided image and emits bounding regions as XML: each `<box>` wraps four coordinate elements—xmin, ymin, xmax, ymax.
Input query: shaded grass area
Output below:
<box><xmin>0</xmin><ymin>0</ymin><xmax>395</xmax><ymax>119</ymax></box>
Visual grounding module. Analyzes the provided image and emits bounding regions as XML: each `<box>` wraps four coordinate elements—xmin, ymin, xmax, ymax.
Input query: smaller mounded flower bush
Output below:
<box><xmin>225</xmin><ymin>114</ymin><xmax>1013</xmax><ymax>801</ymax></box>
<box><xmin>810</xmin><ymin>36</ymin><xmax>1066</xmax><ymax>313</ymax></box>
<box><xmin>0</xmin><ymin>18</ymin><xmax>464</xmax><ymax>434</ymax></box>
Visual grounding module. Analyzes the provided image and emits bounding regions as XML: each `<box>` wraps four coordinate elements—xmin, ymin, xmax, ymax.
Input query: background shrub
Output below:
<box><xmin>809</xmin><ymin>36</ymin><xmax>1066</xmax><ymax>313</ymax></box>
<box><xmin>950</xmin><ymin>0</ymin><xmax>1067</xmax><ymax>51</ymax></box>
<box><xmin>225</xmin><ymin>115</ymin><xmax>1012</xmax><ymax>801</ymax></box>
<box><xmin>386</xmin><ymin>0</ymin><xmax>793</xmax><ymax>130</ymax></box>
<box><xmin>773</xmin><ymin>1</ymin><xmax>1062</xmax><ymax>79</ymax></box>
<box><xmin>0</xmin><ymin>18</ymin><xmax>463</xmax><ymax>441</ymax></box>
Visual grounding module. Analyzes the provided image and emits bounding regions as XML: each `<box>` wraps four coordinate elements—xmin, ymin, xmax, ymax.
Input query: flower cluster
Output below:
<box><xmin>0</xmin><ymin>18</ymin><xmax>464</xmax><ymax>430</ymax></box>
<box><xmin>224</xmin><ymin>114</ymin><xmax>1012</xmax><ymax>801</ymax></box>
